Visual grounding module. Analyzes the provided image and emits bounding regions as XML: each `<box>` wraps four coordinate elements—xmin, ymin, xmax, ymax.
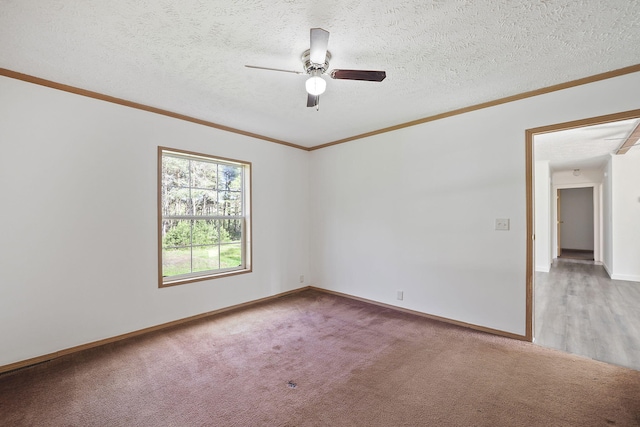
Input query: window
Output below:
<box><xmin>158</xmin><ymin>147</ymin><xmax>251</xmax><ymax>287</ymax></box>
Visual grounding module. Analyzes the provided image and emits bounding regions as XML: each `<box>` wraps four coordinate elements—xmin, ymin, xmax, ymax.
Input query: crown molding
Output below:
<box><xmin>0</xmin><ymin>68</ymin><xmax>309</xmax><ymax>151</ymax></box>
<box><xmin>309</xmin><ymin>64</ymin><xmax>640</xmax><ymax>151</ymax></box>
<box><xmin>3</xmin><ymin>64</ymin><xmax>639</xmax><ymax>152</ymax></box>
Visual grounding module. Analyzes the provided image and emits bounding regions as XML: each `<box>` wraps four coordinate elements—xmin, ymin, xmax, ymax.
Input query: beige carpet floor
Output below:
<box><xmin>1</xmin><ymin>289</ymin><xmax>639</xmax><ymax>426</ymax></box>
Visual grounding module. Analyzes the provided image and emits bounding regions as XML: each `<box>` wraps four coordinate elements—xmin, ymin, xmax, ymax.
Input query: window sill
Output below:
<box><xmin>159</xmin><ymin>268</ymin><xmax>252</xmax><ymax>288</ymax></box>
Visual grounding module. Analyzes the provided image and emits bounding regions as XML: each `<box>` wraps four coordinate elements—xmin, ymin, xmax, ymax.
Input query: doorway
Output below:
<box><xmin>525</xmin><ymin>109</ymin><xmax>640</xmax><ymax>369</ymax></box>
<box><xmin>557</xmin><ymin>187</ymin><xmax>594</xmax><ymax>261</ymax></box>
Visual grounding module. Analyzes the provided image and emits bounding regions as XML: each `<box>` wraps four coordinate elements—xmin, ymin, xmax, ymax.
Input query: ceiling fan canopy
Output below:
<box><xmin>246</xmin><ymin>28</ymin><xmax>386</xmax><ymax>108</ymax></box>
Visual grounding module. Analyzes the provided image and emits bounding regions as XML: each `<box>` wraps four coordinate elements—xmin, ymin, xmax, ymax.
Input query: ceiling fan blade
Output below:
<box><xmin>307</xmin><ymin>93</ymin><xmax>319</xmax><ymax>108</ymax></box>
<box><xmin>245</xmin><ymin>65</ymin><xmax>303</xmax><ymax>75</ymax></box>
<box><xmin>309</xmin><ymin>28</ymin><xmax>329</xmax><ymax>64</ymax></box>
<box><xmin>330</xmin><ymin>69</ymin><xmax>386</xmax><ymax>82</ymax></box>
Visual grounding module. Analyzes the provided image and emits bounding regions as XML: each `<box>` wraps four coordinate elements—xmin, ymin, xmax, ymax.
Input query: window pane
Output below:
<box><xmin>192</xmin><ymin>189</ymin><xmax>217</xmax><ymax>216</ymax></box>
<box><xmin>192</xmin><ymin>220</ymin><xmax>219</xmax><ymax>246</ymax></box>
<box><xmin>163</xmin><ymin>247</ymin><xmax>192</xmax><ymax>277</ymax></box>
<box><xmin>219</xmin><ymin>191</ymin><xmax>242</xmax><ymax>216</ymax></box>
<box><xmin>218</xmin><ymin>165</ymin><xmax>242</xmax><ymax>191</ymax></box>
<box><xmin>192</xmin><ymin>245</ymin><xmax>220</xmax><ymax>273</ymax></box>
<box><xmin>163</xmin><ymin>187</ymin><xmax>192</xmax><ymax>216</ymax></box>
<box><xmin>162</xmin><ymin>156</ymin><xmax>190</xmax><ymax>188</ymax></box>
<box><xmin>192</xmin><ymin>161</ymin><xmax>218</xmax><ymax>189</ymax></box>
<box><xmin>220</xmin><ymin>243</ymin><xmax>242</xmax><ymax>269</ymax></box>
<box><xmin>220</xmin><ymin>218</ymin><xmax>242</xmax><ymax>243</ymax></box>
<box><xmin>162</xmin><ymin>219</ymin><xmax>192</xmax><ymax>248</ymax></box>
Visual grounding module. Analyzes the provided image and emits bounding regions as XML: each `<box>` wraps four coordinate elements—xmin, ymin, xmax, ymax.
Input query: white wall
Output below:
<box><xmin>610</xmin><ymin>149</ymin><xmax>640</xmax><ymax>281</ymax></box>
<box><xmin>2</xmin><ymin>71</ymin><xmax>639</xmax><ymax>366</ymax></box>
<box><xmin>553</xmin><ymin>168</ymin><xmax>604</xmax><ymax>185</ymax></box>
<box><xmin>0</xmin><ymin>76</ymin><xmax>310</xmax><ymax>366</ymax></box>
<box><xmin>535</xmin><ymin>161</ymin><xmax>551</xmax><ymax>272</ymax></box>
<box><xmin>310</xmin><ymin>71</ymin><xmax>640</xmax><ymax>336</ymax></box>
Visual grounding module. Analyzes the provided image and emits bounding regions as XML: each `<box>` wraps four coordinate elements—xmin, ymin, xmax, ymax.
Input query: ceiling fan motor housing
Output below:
<box><xmin>302</xmin><ymin>49</ymin><xmax>331</xmax><ymax>75</ymax></box>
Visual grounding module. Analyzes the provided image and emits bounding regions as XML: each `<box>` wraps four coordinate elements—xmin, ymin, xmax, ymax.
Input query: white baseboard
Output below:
<box><xmin>535</xmin><ymin>264</ymin><xmax>551</xmax><ymax>273</ymax></box>
<box><xmin>610</xmin><ymin>273</ymin><xmax>640</xmax><ymax>283</ymax></box>
<box><xmin>603</xmin><ymin>262</ymin><xmax>613</xmax><ymax>278</ymax></box>
<box><xmin>603</xmin><ymin>262</ymin><xmax>640</xmax><ymax>282</ymax></box>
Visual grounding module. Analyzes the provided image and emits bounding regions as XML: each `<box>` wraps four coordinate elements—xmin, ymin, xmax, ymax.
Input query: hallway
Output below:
<box><xmin>535</xmin><ymin>258</ymin><xmax>640</xmax><ymax>371</ymax></box>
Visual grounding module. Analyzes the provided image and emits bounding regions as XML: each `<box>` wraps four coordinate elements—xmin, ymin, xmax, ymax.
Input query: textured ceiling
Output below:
<box><xmin>1</xmin><ymin>0</ymin><xmax>640</xmax><ymax>147</ymax></box>
<box><xmin>535</xmin><ymin>119</ymin><xmax>640</xmax><ymax>172</ymax></box>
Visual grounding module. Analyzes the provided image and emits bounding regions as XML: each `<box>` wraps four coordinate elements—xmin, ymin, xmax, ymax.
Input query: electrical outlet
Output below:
<box><xmin>299</xmin><ymin>275</ymin><xmax>304</xmax><ymax>283</ymax></box>
<box><xmin>495</xmin><ymin>218</ymin><xmax>510</xmax><ymax>231</ymax></box>
<box><xmin>397</xmin><ymin>290</ymin><xmax>403</xmax><ymax>301</ymax></box>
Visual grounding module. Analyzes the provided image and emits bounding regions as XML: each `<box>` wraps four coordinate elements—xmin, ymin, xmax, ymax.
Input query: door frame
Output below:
<box><xmin>557</xmin><ymin>189</ymin><xmax>562</xmax><ymax>258</ymax></box>
<box><xmin>524</xmin><ymin>108</ymin><xmax>640</xmax><ymax>341</ymax></box>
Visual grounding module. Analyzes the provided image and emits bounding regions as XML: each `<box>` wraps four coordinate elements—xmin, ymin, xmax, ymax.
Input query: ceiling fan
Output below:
<box><xmin>245</xmin><ymin>28</ymin><xmax>386</xmax><ymax>109</ymax></box>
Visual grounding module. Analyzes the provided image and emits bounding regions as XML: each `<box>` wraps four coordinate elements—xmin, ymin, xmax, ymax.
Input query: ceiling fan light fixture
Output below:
<box><xmin>305</xmin><ymin>71</ymin><xmax>326</xmax><ymax>96</ymax></box>
<box><xmin>245</xmin><ymin>28</ymin><xmax>386</xmax><ymax>108</ymax></box>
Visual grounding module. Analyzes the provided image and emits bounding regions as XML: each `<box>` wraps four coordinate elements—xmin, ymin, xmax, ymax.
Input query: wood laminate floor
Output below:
<box><xmin>535</xmin><ymin>258</ymin><xmax>640</xmax><ymax>371</ymax></box>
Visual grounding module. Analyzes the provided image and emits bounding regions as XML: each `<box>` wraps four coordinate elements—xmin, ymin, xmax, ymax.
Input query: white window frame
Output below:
<box><xmin>158</xmin><ymin>147</ymin><xmax>252</xmax><ymax>287</ymax></box>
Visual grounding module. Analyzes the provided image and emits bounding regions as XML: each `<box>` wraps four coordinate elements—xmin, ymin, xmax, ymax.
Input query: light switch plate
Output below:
<box><xmin>495</xmin><ymin>218</ymin><xmax>510</xmax><ymax>231</ymax></box>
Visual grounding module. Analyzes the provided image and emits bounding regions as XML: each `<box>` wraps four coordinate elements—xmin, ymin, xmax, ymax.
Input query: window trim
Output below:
<box><xmin>157</xmin><ymin>146</ymin><xmax>252</xmax><ymax>287</ymax></box>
